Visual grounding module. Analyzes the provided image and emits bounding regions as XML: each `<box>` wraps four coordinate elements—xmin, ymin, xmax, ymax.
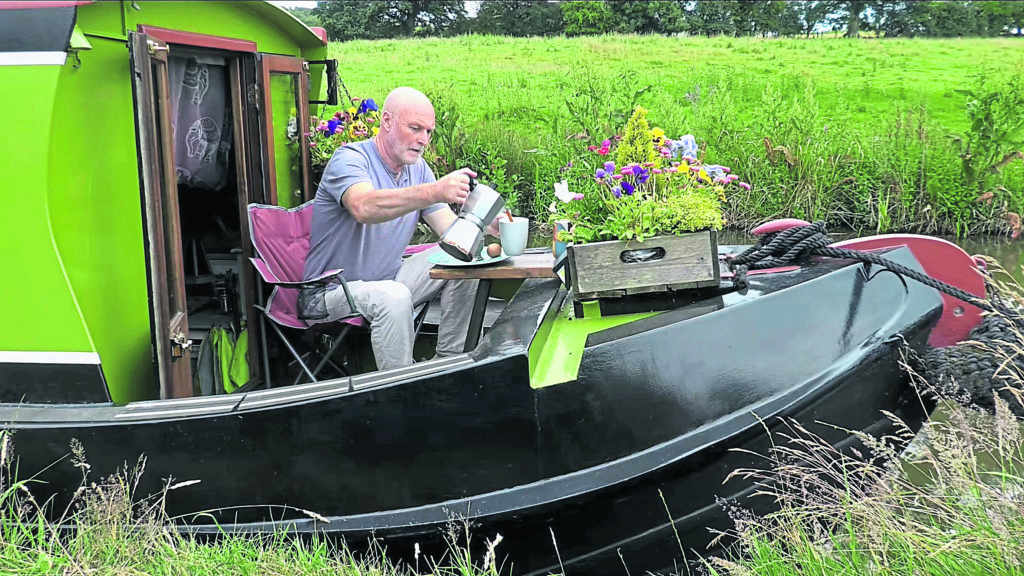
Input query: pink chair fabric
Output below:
<box><xmin>248</xmin><ymin>202</ymin><xmax>361</xmax><ymax>330</ymax></box>
<box><xmin>247</xmin><ymin>202</ymin><xmax>436</xmax><ymax>331</ymax></box>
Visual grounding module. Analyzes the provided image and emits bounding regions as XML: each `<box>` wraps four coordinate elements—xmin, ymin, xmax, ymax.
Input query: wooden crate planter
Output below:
<box><xmin>566</xmin><ymin>230</ymin><xmax>720</xmax><ymax>300</ymax></box>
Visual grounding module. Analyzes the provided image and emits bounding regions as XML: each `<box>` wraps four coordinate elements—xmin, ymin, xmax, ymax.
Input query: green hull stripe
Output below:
<box><xmin>529</xmin><ymin>299</ymin><xmax>657</xmax><ymax>388</ymax></box>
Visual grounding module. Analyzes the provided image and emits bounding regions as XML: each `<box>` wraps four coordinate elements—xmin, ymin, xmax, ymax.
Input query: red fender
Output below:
<box><xmin>832</xmin><ymin>235</ymin><xmax>986</xmax><ymax>348</ymax></box>
<box><xmin>750</xmin><ymin>218</ymin><xmax>811</xmax><ymax>236</ymax></box>
<box><xmin>744</xmin><ymin>220</ymin><xmax>986</xmax><ymax>347</ymax></box>
<box><xmin>737</xmin><ymin>220</ymin><xmax>985</xmax><ymax>346</ymax></box>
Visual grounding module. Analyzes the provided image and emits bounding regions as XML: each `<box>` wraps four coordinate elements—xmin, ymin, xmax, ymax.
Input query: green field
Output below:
<box><xmin>329</xmin><ymin>35</ymin><xmax>1024</xmax><ymax>236</ymax></box>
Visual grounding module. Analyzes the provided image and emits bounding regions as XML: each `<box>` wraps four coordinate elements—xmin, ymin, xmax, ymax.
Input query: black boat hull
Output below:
<box><xmin>2</xmin><ymin>246</ymin><xmax>941</xmax><ymax>574</ymax></box>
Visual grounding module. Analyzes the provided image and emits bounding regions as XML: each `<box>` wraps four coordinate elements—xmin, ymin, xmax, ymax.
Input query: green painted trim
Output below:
<box><xmin>69</xmin><ymin>25</ymin><xmax>93</xmax><ymax>51</ymax></box>
<box><xmin>528</xmin><ymin>299</ymin><xmax>657</xmax><ymax>388</ymax></box>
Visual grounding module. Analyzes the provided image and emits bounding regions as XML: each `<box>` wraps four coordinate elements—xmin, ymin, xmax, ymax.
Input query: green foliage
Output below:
<box><xmin>615</xmin><ymin>106</ymin><xmax>659</xmax><ymax>168</ymax></box>
<box><xmin>314</xmin><ymin>1</ymin><xmax>389</xmax><ymax>41</ymax></box>
<box><xmin>606</xmin><ymin>1</ymin><xmax>686</xmax><ymax>35</ymax></box>
<box><xmin>314</xmin><ymin>0</ymin><xmax>465</xmax><ymax>41</ymax></box>
<box><xmin>470</xmin><ymin>0</ymin><xmax>562</xmax><ymax>37</ymax></box>
<box><xmin>952</xmin><ymin>71</ymin><xmax>1024</xmax><ymax>192</ymax></box>
<box><xmin>331</xmin><ymin>34</ymin><xmax>1024</xmax><ymax>236</ymax></box>
<box><xmin>550</xmin><ymin>107</ymin><xmax>734</xmax><ymax>243</ymax></box>
<box><xmin>283</xmin><ymin>6</ymin><xmax>320</xmax><ymax>29</ymax></box>
<box><xmin>560</xmin><ymin>1</ymin><xmax>614</xmax><ymax>36</ymax></box>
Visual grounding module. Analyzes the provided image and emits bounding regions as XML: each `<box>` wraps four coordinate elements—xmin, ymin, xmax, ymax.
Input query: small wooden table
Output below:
<box><xmin>430</xmin><ymin>251</ymin><xmax>557</xmax><ymax>351</ymax></box>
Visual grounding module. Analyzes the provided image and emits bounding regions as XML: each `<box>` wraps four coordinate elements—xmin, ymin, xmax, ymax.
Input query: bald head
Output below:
<box><xmin>376</xmin><ymin>87</ymin><xmax>436</xmax><ymax>170</ymax></box>
<box><xmin>382</xmin><ymin>87</ymin><xmax>433</xmax><ymax>122</ymax></box>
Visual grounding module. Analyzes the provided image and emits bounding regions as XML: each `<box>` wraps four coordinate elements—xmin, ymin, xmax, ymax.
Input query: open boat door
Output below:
<box><xmin>257</xmin><ymin>54</ymin><xmax>314</xmax><ymax>207</ymax></box>
<box><xmin>130</xmin><ymin>32</ymin><xmax>193</xmax><ymax>399</ymax></box>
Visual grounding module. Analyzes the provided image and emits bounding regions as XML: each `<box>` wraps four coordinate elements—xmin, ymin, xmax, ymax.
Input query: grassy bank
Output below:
<box><xmin>328</xmin><ymin>35</ymin><xmax>1024</xmax><ymax>236</ymax></box>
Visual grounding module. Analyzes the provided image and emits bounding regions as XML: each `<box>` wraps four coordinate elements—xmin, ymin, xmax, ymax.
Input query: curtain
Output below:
<box><xmin>168</xmin><ymin>54</ymin><xmax>232</xmax><ymax>191</ymax></box>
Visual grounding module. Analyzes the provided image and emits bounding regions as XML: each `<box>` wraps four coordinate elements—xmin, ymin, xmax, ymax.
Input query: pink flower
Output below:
<box><xmin>738</xmin><ymin>182</ymin><xmax>751</xmax><ymax>190</ymax></box>
<box><xmin>611</xmin><ymin>174</ymin><xmax>623</xmax><ymax>180</ymax></box>
<box><xmin>597</xmin><ymin>147</ymin><xmax>609</xmax><ymax>155</ymax></box>
<box><xmin>572</xmin><ymin>193</ymin><xmax>585</xmax><ymax>201</ymax></box>
<box><xmin>601</xmin><ymin>139</ymin><xmax>611</xmax><ymax>147</ymax></box>
<box><xmin>652</xmin><ymin>168</ymin><xmax>663</xmax><ymax>174</ymax></box>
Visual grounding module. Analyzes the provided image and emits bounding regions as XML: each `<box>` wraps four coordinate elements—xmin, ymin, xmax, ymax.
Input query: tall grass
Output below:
<box><xmin>329</xmin><ymin>35</ymin><xmax>1024</xmax><ymax>236</ymax></box>
<box><xmin>0</xmin><ymin>440</ymin><xmax>499</xmax><ymax>575</ymax></box>
<box><xmin>705</xmin><ymin>265</ymin><xmax>1024</xmax><ymax>575</ymax></box>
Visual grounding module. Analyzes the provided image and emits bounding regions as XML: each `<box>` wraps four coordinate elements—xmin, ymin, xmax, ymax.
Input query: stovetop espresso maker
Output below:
<box><xmin>439</xmin><ymin>176</ymin><xmax>505</xmax><ymax>262</ymax></box>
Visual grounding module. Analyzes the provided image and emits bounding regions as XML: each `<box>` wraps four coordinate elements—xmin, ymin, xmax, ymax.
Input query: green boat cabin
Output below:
<box><xmin>0</xmin><ymin>1</ymin><xmax>338</xmax><ymax>403</ymax></box>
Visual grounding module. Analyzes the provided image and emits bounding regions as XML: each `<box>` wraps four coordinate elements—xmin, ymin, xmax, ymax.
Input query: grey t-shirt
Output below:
<box><xmin>304</xmin><ymin>139</ymin><xmax>445</xmax><ymax>282</ymax></box>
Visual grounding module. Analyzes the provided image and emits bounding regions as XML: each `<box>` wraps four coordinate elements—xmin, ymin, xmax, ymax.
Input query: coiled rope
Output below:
<box><xmin>731</xmin><ymin>222</ymin><xmax>1024</xmax><ymax>417</ymax></box>
<box><xmin>726</xmin><ymin>221</ymin><xmax>990</xmax><ymax>312</ymax></box>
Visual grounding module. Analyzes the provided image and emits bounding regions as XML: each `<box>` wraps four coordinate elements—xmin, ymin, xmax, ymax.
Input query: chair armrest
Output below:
<box><xmin>249</xmin><ymin>257</ymin><xmax>342</xmax><ymax>288</ymax></box>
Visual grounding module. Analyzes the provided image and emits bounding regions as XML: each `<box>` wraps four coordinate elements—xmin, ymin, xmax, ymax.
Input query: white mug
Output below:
<box><xmin>499</xmin><ymin>217</ymin><xmax>529</xmax><ymax>256</ymax></box>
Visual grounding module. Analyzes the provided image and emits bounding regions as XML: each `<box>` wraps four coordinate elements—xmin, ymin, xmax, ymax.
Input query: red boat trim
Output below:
<box><xmin>138</xmin><ymin>25</ymin><xmax>257</xmax><ymax>53</ymax></box>
<box><xmin>309</xmin><ymin>26</ymin><xmax>329</xmax><ymax>44</ymax></box>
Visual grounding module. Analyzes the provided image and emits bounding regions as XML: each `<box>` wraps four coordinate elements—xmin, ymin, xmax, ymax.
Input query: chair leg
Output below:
<box><xmin>312</xmin><ymin>325</ymin><xmax>352</xmax><ymax>378</ymax></box>
<box><xmin>265</xmin><ymin>320</ymin><xmax>317</xmax><ymax>384</ymax></box>
<box><xmin>292</xmin><ymin>325</ymin><xmax>353</xmax><ymax>386</ymax></box>
<box><xmin>257</xmin><ymin>283</ymin><xmax>273</xmax><ymax>388</ymax></box>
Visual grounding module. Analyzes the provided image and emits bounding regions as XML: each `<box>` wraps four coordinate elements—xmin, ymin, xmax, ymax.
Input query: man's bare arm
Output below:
<box><xmin>342</xmin><ymin>168</ymin><xmax>476</xmax><ymax>224</ymax></box>
<box><xmin>422</xmin><ymin>206</ymin><xmax>458</xmax><ymax>237</ymax></box>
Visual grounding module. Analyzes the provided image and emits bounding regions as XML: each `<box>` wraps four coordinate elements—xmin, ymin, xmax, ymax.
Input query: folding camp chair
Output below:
<box><xmin>247</xmin><ymin>202</ymin><xmax>432</xmax><ymax>386</ymax></box>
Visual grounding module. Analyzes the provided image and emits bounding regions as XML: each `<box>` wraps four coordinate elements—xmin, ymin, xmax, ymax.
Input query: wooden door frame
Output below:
<box><xmin>131</xmin><ymin>31</ymin><xmax>192</xmax><ymax>399</ymax></box>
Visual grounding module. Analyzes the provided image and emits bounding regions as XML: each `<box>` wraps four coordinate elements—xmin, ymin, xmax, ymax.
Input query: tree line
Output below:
<box><xmin>300</xmin><ymin>1</ymin><xmax>1024</xmax><ymax>41</ymax></box>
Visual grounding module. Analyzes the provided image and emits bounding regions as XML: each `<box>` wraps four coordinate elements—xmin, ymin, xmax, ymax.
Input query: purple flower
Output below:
<box><xmin>612</xmin><ymin>186</ymin><xmax>622</xmax><ymax>198</ymax></box>
<box><xmin>622</xmin><ymin>181</ymin><xmax>635</xmax><ymax>195</ymax></box>
<box><xmin>358</xmin><ymin>99</ymin><xmax>379</xmax><ymax>115</ymax></box>
<box><xmin>595</xmin><ymin>168</ymin><xmax>607</xmax><ymax>179</ymax></box>
<box><xmin>603</xmin><ymin>161</ymin><xmax>615</xmax><ymax>174</ymax></box>
<box><xmin>326</xmin><ymin>119</ymin><xmax>341</xmax><ymax>134</ymax></box>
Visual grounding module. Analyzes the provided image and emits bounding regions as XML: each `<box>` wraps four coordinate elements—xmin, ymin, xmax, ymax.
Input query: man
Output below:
<box><xmin>302</xmin><ymin>87</ymin><xmax>492</xmax><ymax>370</ymax></box>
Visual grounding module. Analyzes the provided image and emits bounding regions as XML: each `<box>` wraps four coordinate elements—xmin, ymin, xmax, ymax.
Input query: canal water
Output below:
<box><xmin>424</xmin><ymin>224</ymin><xmax>1024</xmax><ymax>282</ymax></box>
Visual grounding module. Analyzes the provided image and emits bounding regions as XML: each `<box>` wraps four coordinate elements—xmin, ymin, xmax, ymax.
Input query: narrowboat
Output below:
<box><xmin>0</xmin><ymin>2</ymin><xmax>988</xmax><ymax>574</ymax></box>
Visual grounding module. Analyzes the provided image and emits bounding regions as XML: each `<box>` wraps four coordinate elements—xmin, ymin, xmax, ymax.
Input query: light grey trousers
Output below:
<box><xmin>317</xmin><ymin>246</ymin><xmax>478</xmax><ymax>371</ymax></box>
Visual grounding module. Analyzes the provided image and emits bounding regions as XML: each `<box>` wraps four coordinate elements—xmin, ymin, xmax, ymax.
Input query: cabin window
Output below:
<box><xmin>259</xmin><ymin>55</ymin><xmax>312</xmax><ymax>208</ymax></box>
<box><xmin>269</xmin><ymin>73</ymin><xmax>303</xmax><ymax>208</ymax></box>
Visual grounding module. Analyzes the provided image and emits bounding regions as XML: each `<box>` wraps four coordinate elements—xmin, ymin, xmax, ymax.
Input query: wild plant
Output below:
<box><xmin>706</xmin><ymin>269</ymin><xmax>1024</xmax><ymax>575</ymax></box>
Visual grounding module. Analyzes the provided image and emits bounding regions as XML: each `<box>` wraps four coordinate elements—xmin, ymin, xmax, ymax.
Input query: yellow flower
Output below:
<box><xmin>372</xmin><ymin>126</ymin><xmax>379</xmax><ymax>135</ymax></box>
<box><xmin>347</xmin><ymin>107</ymin><xmax>357</xmax><ymax>115</ymax></box>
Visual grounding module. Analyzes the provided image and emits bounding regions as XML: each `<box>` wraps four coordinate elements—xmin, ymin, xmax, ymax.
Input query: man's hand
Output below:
<box><xmin>484</xmin><ymin>212</ymin><xmax>505</xmax><ymax>237</ymax></box>
<box><xmin>434</xmin><ymin>168</ymin><xmax>477</xmax><ymax>205</ymax></box>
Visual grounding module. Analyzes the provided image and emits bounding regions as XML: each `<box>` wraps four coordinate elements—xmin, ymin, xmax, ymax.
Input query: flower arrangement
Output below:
<box><xmin>308</xmin><ymin>98</ymin><xmax>380</xmax><ymax>171</ymax></box>
<box><xmin>550</xmin><ymin>107</ymin><xmax>750</xmax><ymax>244</ymax></box>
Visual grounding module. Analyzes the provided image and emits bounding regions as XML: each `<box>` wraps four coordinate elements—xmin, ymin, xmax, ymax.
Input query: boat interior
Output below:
<box><xmin>130</xmin><ymin>37</ymin><xmax>525</xmax><ymax>399</ymax></box>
